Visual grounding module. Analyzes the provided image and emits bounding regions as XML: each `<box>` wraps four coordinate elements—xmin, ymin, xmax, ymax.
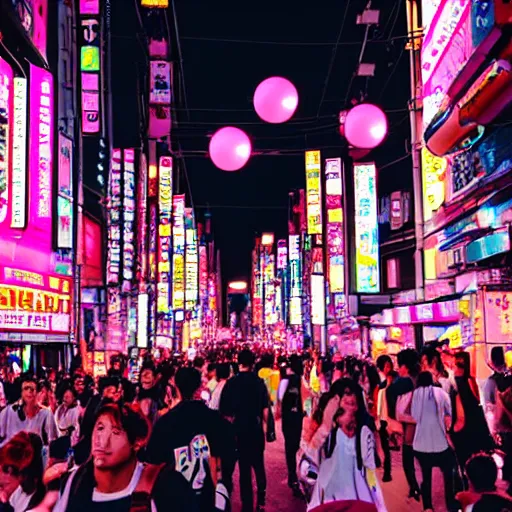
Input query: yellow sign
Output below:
<box><xmin>422</xmin><ymin>148</ymin><xmax>447</xmax><ymax>222</ymax></box>
<box><xmin>305</xmin><ymin>150</ymin><xmax>322</xmax><ymax>235</ymax></box>
<box><xmin>141</xmin><ymin>0</ymin><xmax>168</xmax><ymax>7</ymax></box>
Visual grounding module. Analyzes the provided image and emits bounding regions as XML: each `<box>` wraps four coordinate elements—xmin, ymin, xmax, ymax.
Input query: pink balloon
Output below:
<box><xmin>344</xmin><ymin>104</ymin><xmax>388</xmax><ymax>149</ymax></box>
<box><xmin>253</xmin><ymin>76</ymin><xmax>298</xmax><ymax>124</ymax></box>
<box><xmin>209</xmin><ymin>127</ymin><xmax>252</xmax><ymax>172</ymax></box>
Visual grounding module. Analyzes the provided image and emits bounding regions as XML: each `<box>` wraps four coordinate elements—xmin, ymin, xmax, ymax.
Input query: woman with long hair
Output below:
<box><xmin>0</xmin><ymin>432</ymin><xmax>45</xmax><ymax>512</ymax></box>
<box><xmin>307</xmin><ymin>378</ymin><xmax>386</xmax><ymax>512</ymax></box>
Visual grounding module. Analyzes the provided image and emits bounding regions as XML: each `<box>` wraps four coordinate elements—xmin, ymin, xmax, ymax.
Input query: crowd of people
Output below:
<box><xmin>0</xmin><ymin>343</ymin><xmax>509</xmax><ymax>512</ymax></box>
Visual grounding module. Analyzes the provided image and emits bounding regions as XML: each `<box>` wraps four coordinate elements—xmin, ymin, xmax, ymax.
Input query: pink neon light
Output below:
<box><xmin>0</xmin><ymin>58</ymin><xmax>12</xmax><ymax>230</ymax></box>
<box><xmin>29</xmin><ymin>64</ymin><xmax>53</xmax><ymax>238</ymax></box>
<box><xmin>32</xmin><ymin>0</ymin><xmax>48</xmax><ymax>60</ymax></box>
<box><xmin>79</xmin><ymin>0</ymin><xmax>100</xmax><ymax>15</ymax></box>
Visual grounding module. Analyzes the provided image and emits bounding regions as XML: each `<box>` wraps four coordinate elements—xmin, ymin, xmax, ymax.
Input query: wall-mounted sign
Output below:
<box><xmin>79</xmin><ymin>5</ymin><xmax>101</xmax><ymax>134</ymax></box>
<box><xmin>289</xmin><ymin>235</ymin><xmax>302</xmax><ymax>326</ymax></box>
<box><xmin>354</xmin><ymin>163</ymin><xmax>380</xmax><ymax>293</ymax></box>
<box><xmin>325</xmin><ymin>158</ymin><xmax>345</xmax><ymax>296</ymax></box>
<box><xmin>29</xmin><ymin>65</ymin><xmax>53</xmax><ymax>238</ymax></box>
<box><xmin>107</xmin><ymin>150</ymin><xmax>122</xmax><ymax>284</ymax></box>
<box><xmin>172</xmin><ymin>195</ymin><xmax>185</xmax><ymax>311</ymax></box>
<box><xmin>185</xmin><ymin>226</ymin><xmax>198</xmax><ymax>311</ymax></box>
<box><xmin>57</xmin><ymin>134</ymin><xmax>73</xmax><ymax>249</ymax></box>
<box><xmin>150</xmin><ymin>61</ymin><xmax>171</xmax><ymax>105</ymax></box>
<box><xmin>157</xmin><ymin>156</ymin><xmax>172</xmax><ymax>314</ymax></box>
<box><xmin>311</xmin><ymin>274</ymin><xmax>325</xmax><ymax>326</ymax></box>
<box><xmin>305</xmin><ymin>150</ymin><xmax>322</xmax><ymax>235</ymax></box>
<box><xmin>11</xmin><ymin>77</ymin><xmax>27</xmax><ymax>229</ymax></box>
<box><xmin>0</xmin><ymin>58</ymin><xmax>12</xmax><ymax>228</ymax></box>
<box><xmin>277</xmin><ymin>239</ymin><xmax>288</xmax><ymax>269</ymax></box>
<box><xmin>122</xmin><ymin>149</ymin><xmax>135</xmax><ymax>289</ymax></box>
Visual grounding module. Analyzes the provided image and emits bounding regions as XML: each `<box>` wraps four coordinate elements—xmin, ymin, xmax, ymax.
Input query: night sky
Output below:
<box><xmin>172</xmin><ymin>0</ymin><xmax>413</xmax><ymax>286</ymax></box>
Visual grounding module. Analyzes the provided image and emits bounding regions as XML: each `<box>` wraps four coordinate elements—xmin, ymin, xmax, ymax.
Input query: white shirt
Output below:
<box><xmin>0</xmin><ymin>405</ymin><xmax>58</xmax><ymax>446</ymax></box>
<box><xmin>9</xmin><ymin>486</ymin><xmax>34</xmax><ymax>512</ymax></box>
<box><xmin>209</xmin><ymin>380</ymin><xmax>226</xmax><ymax>411</ymax></box>
<box><xmin>53</xmin><ymin>462</ymin><xmax>156</xmax><ymax>512</ymax></box>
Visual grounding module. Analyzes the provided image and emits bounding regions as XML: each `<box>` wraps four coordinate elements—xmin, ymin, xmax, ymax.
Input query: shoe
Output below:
<box><xmin>382</xmin><ymin>473</ymin><xmax>392</xmax><ymax>483</ymax></box>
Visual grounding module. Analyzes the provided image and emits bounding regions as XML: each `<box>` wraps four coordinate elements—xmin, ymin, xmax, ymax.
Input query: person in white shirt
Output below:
<box><xmin>411</xmin><ymin>371</ymin><xmax>458</xmax><ymax>512</ymax></box>
<box><xmin>209</xmin><ymin>363</ymin><xmax>229</xmax><ymax>411</ymax></box>
<box><xmin>54</xmin><ymin>388</ymin><xmax>81</xmax><ymax>446</ymax></box>
<box><xmin>0</xmin><ymin>375</ymin><xmax>58</xmax><ymax>448</ymax></box>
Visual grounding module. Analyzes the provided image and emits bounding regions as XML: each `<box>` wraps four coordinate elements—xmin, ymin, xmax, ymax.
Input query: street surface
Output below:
<box><xmin>231</xmin><ymin>422</ymin><xmax>448</xmax><ymax>512</ymax></box>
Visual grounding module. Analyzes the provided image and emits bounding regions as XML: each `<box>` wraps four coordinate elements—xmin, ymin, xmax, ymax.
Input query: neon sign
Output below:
<box><xmin>354</xmin><ymin>163</ymin><xmax>380</xmax><ymax>293</ymax></box>
<box><xmin>57</xmin><ymin>134</ymin><xmax>73</xmax><ymax>249</ymax></box>
<box><xmin>150</xmin><ymin>61</ymin><xmax>171</xmax><ymax>105</ymax></box>
<box><xmin>0</xmin><ymin>59</ymin><xmax>12</xmax><ymax>227</ymax></box>
<box><xmin>79</xmin><ymin>4</ymin><xmax>101</xmax><ymax>134</ymax></box>
<box><xmin>264</xmin><ymin>254</ymin><xmax>275</xmax><ymax>325</ymax></box>
<box><xmin>277</xmin><ymin>239</ymin><xmax>287</xmax><ymax>269</ymax></box>
<box><xmin>172</xmin><ymin>195</ymin><xmax>185</xmax><ymax>311</ymax></box>
<box><xmin>422</xmin><ymin>148</ymin><xmax>446</xmax><ymax>223</ymax></box>
<box><xmin>107</xmin><ymin>149</ymin><xmax>122</xmax><ymax>284</ymax></box>
<box><xmin>141</xmin><ymin>0</ymin><xmax>168</xmax><ymax>6</ymax></box>
<box><xmin>29</xmin><ymin>65</ymin><xmax>53</xmax><ymax>236</ymax></box>
<box><xmin>325</xmin><ymin>158</ymin><xmax>345</xmax><ymax>297</ymax></box>
<box><xmin>305</xmin><ymin>150</ymin><xmax>322</xmax><ymax>235</ymax></box>
<box><xmin>185</xmin><ymin>225</ymin><xmax>198</xmax><ymax>311</ymax></box>
<box><xmin>288</xmin><ymin>235</ymin><xmax>302</xmax><ymax>326</ymax></box>
<box><xmin>123</xmin><ymin>149</ymin><xmax>135</xmax><ymax>289</ymax></box>
<box><xmin>157</xmin><ymin>156</ymin><xmax>172</xmax><ymax>314</ymax></box>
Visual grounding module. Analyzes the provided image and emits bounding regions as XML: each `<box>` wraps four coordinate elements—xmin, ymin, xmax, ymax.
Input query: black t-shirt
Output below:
<box><xmin>473</xmin><ymin>493</ymin><xmax>512</xmax><ymax>511</ymax></box>
<box><xmin>219</xmin><ymin>371</ymin><xmax>270</xmax><ymax>441</ymax></box>
<box><xmin>145</xmin><ymin>400</ymin><xmax>226</xmax><ymax>512</ymax></box>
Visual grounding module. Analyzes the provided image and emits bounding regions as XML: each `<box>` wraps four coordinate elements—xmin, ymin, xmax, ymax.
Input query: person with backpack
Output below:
<box><xmin>277</xmin><ymin>355</ymin><xmax>304</xmax><ymax>497</ymax></box>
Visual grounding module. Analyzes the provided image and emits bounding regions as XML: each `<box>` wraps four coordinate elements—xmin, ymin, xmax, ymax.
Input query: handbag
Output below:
<box><xmin>266</xmin><ymin>407</ymin><xmax>277</xmax><ymax>443</ymax></box>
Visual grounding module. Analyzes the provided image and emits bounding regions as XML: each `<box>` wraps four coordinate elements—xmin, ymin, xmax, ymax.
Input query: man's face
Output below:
<box><xmin>21</xmin><ymin>381</ymin><xmax>37</xmax><ymax>405</ymax></box>
<box><xmin>140</xmin><ymin>369</ymin><xmax>154</xmax><ymax>390</ymax></box>
<box><xmin>103</xmin><ymin>385</ymin><xmax>121</xmax><ymax>402</ymax></box>
<box><xmin>74</xmin><ymin>378</ymin><xmax>85</xmax><ymax>395</ymax></box>
<box><xmin>398</xmin><ymin>364</ymin><xmax>408</xmax><ymax>378</ymax></box>
<box><xmin>92</xmin><ymin>414</ymin><xmax>133</xmax><ymax>470</ymax></box>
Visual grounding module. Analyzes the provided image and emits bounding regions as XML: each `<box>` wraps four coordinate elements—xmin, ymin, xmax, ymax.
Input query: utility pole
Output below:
<box><xmin>406</xmin><ymin>0</ymin><xmax>425</xmax><ymax>302</ymax></box>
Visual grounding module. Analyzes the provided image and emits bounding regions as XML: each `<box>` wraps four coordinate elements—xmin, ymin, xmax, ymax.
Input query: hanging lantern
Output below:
<box><xmin>253</xmin><ymin>76</ymin><xmax>298</xmax><ymax>124</ymax></box>
<box><xmin>209</xmin><ymin>126</ymin><xmax>252</xmax><ymax>172</ymax></box>
<box><xmin>344</xmin><ymin>103</ymin><xmax>388</xmax><ymax>149</ymax></box>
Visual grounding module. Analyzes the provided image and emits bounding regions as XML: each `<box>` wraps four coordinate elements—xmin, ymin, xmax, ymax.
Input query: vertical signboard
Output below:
<box><xmin>79</xmin><ymin>0</ymin><xmax>101</xmax><ymax>134</ymax></box>
<box><xmin>185</xmin><ymin>209</ymin><xmax>198</xmax><ymax>311</ymax></box>
<box><xmin>107</xmin><ymin>149</ymin><xmax>122</xmax><ymax>284</ymax></box>
<box><xmin>29</xmin><ymin>65</ymin><xmax>53</xmax><ymax>238</ymax></box>
<box><xmin>150</xmin><ymin>61</ymin><xmax>171</xmax><ymax>104</ymax></box>
<box><xmin>136</xmin><ymin>153</ymin><xmax>148</xmax><ymax>285</ymax></box>
<box><xmin>325</xmin><ymin>158</ymin><xmax>345</xmax><ymax>297</ymax></box>
<box><xmin>11</xmin><ymin>77</ymin><xmax>27</xmax><ymax>229</ymax></box>
<box><xmin>305</xmin><ymin>150</ymin><xmax>322</xmax><ymax>235</ymax></box>
<box><xmin>277</xmin><ymin>239</ymin><xmax>288</xmax><ymax>270</ymax></box>
<box><xmin>289</xmin><ymin>234</ymin><xmax>302</xmax><ymax>326</ymax></box>
<box><xmin>264</xmin><ymin>254</ymin><xmax>276</xmax><ymax>326</ymax></box>
<box><xmin>199</xmin><ymin>244</ymin><xmax>208</xmax><ymax>319</ymax></box>
<box><xmin>57</xmin><ymin>134</ymin><xmax>73</xmax><ymax>248</ymax></box>
<box><xmin>157</xmin><ymin>156</ymin><xmax>172</xmax><ymax>314</ymax></box>
<box><xmin>0</xmin><ymin>59</ymin><xmax>12</xmax><ymax>228</ymax></box>
<box><xmin>252</xmin><ymin>247</ymin><xmax>262</xmax><ymax>327</ymax></box>
<box><xmin>311</xmin><ymin>274</ymin><xmax>326</xmax><ymax>326</ymax></box>
<box><xmin>354</xmin><ymin>163</ymin><xmax>380</xmax><ymax>293</ymax></box>
<box><xmin>172</xmin><ymin>195</ymin><xmax>185</xmax><ymax>311</ymax></box>
<box><xmin>122</xmin><ymin>150</ymin><xmax>135</xmax><ymax>290</ymax></box>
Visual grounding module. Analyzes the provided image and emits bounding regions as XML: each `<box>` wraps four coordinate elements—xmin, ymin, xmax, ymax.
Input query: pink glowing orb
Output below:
<box><xmin>344</xmin><ymin>103</ymin><xmax>388</xmax><ymax>149</ymax></box>
<box><xmin>209</xmin><ymin>127</ymin><xmax>252</xmax><ymax>171</ymax></box>
<box><xmin>253</xmin><ymin>76</ymin><xmax>298</xmax><ymax>124</ymax></box>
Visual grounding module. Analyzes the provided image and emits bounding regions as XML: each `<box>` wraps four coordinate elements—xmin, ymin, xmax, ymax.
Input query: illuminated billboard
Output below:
<box><xmin>11</xmin><ymin>77</ymin><xmax>27</xmax><ymax>229</ymax></box>
<box><xmin>305</xmin><ymin>150</ymin><xmax>322</xmax><ymax>234</ymax></box>
<box><xmin>79</xmin><ymin>4</ymin><xmax>101</xmax><ymax>135</ymax></box>
<box><xmin>29</xmin><ymin>65</ymin><xmax>53</xmax><ymax>238</ymax></box>
<box><xmin>12</xmin><ymin>0</ymin><xmax>48</xmax><ymax>60</ymax></box>
<box><xmin>311</xmin><ymin>274</ymin><xmax>325</xmax><ymax>326</ymax></box>
<box><xmin>354</xmin><ymin>163</ymin><xmax>380</xmax><ymax>293</ymax></box>
<box><xmin>123</xmin><ymin>150</ymin><xmax>135</xmax><ymax>289</ymax></box>
<box><xmin>107</xmin><ymin>150</ymin><xmax>122</xmax><ymax>285</ymax></box>
<box><xmin>157</xmin><ymin>157</ymin><xmax>172</xmax><ymax>314</ymax></box>
<box><xmin>172</xmin><ymin>195</ymin><xmax>185</xmax><ymax>311</ymax></box>
<box><xmin>325</xmin><ymin>158</ymin><xmax>345</xmax><ymax>296</ymax></box>
<box><xmin>150</xmin><ymin>61</ymin><xmax>171</xmax><ymax>105</ymax></box>
<box><xmin>57</xmin><ymin>134</ymin><xmax>73</xmax><ymax>249</ymax></box>
<box><xmin>0</xmin><ymin>59</ymin><xmax>12</xmax><ymax>228</ymax></box>
<box><xmin>289</xmin><ymin>234</ymin><xmax>302</xmax><ymax>326</ymax></box>
<box><xmin>421</xmin><ymin>147</ymin><xmax>447</xmax><ymax>224</ymax></box>
<box><xmin>277</xmin><ymin>239</ymin><xmax>287</xmax><ymax>269</ymax></box>
<box><xmin>141</xmin><ymin>0</ymin><xmax>168</xmax><ymax>6</ymax></box>
<box><xmin>264</xmin><ymin>254</ymin><xmax>276</xmax><ymax>325</ymax></box>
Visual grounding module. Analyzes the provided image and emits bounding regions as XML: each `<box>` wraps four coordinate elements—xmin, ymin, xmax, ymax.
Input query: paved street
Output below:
<box><xmin>231</xmin><ymin>423</ymin><xmax>448</xmax><ymax>512</ymax></box>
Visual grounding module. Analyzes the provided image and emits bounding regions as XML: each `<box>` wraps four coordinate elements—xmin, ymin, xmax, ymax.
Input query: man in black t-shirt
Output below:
<box><xmin>144</xmin><ymin>367</ymin><xmax>229</xmax><ymax>512</ymax></box>
<box><xmin>220</xmin><ymin>349</ymin><xmax>270</xmax><ymax>512</ymax></box>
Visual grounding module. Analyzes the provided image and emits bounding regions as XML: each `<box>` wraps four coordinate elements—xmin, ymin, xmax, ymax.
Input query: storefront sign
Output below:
<box><xmin>422</xmin><ymin>148</ymin><xmax>447</xmax><ymax>222</ymax></box>
<box><xmin>325</xmin><ymin>158</ymin><xmax>345</xmax><ymax>296</ymax></box>
<box><xmin>0</xmin><ymin>59</ymin><xmax>12</xmax><ymax>228</ymax></box>
<box><xmin>277</xmin><ymin>239</ymin><xmax>287</xmax><ymax>270</ymax></box>
<box><xmin>122</xmin><ymin>150</ymin><xmax>135</xmax><ymax>288</ymax></box>
<box><xmin>0</xmin><ymin>266</ymin><xmax>72</xmax><ymax>334</ymax></box>
<box><xmin>354</xmin><ymin>163</ymin><xmax>380</xmax><ymax>293</ymax></box>
<box><xmin>57</xmin><ymin>134</ymin><xmax>73</xmax><ymax>249</ymax></box>
<box><xmin>29</xmin><ymin>65</ymin><xmax>53</xmax><ymax>239</ymax></box>
<box><xmin>157</xmin><ymin>156</ymin><xmax>172</xmax><ymax>314</ymax></box>
<box><xmin>107</xmin><ymin>150</ymin><xmax>122</xmax><ymax>284</ymax></box>
<box><xmin>11</xmin><ymin>77</ymin><xmax>27</xmax><ymax>229</ymax></box>
<box><xmin>483</xmin><ymin>291</ymin><xmax>512</xmax><ymax>344</ymax></box>
<box><xmin>305</xmin><ymin>150</ymin><xmax>322</xmax><ymax>235</ymax></box>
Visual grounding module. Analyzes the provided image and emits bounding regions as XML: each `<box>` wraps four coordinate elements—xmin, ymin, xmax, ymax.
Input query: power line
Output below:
<box><xmin>193</xmin><ymin>204</ymin><xmax>288</xmax><ymax>210</ymax></box>
<box><xmin>316</xmin><ymin>0</ymin><xmax>352</xmax><ymax>118</ymax></box>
